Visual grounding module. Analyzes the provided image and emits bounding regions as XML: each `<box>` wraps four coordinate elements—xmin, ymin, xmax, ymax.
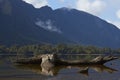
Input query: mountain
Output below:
<box><xmin>53</xmin><ymin>8</ymin><xmax>120</xmax><ymax>48</ymax></box>
<box><xmin>0</xmin><ymin>0</ymin><xmax>71</xmax><ymax>45</ymax></box>
<box><xmin>0</xmin><ymin>0</ymin><xmax>120</xmax><ymax>48</ymax></box>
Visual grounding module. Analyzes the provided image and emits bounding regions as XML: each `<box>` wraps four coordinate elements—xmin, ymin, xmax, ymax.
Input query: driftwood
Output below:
<box><xmin>14</xmin><ymin>54</ymin><xmax>118</xmax><ymax>77</ymax></box>
<box><xmin>15</xmin><ymin>57</ymin><xmax>42</xmax><ymax>64</ymax></box>
<box><xmin>15</xmin><ymin>54</ymin><xmax>118</xmax><ymax>66</ymax></box>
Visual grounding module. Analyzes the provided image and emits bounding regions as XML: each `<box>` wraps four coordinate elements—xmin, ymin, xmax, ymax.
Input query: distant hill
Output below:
<box><xmin>0</xmin><ymin>0</ymin><xmax>120</xmax><ymax>48</ymax></box>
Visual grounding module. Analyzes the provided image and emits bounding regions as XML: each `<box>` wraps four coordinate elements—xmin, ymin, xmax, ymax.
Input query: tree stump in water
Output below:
<box><xmin>41</xmin><ymin>54</ymin><xmax>55</xmax><ymax>68</ymax></box>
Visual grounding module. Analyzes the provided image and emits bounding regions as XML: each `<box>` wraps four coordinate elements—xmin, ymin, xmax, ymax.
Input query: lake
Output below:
<box><xmin>0</xmin><ymin>55</ymin><xmax>120</xmax><ymax>80</ymax></box>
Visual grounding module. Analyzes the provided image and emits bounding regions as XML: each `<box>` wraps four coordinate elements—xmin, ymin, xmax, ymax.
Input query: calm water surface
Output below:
<box><xmin>0</xmin><ymin>55</ymin><xmax>120</xmax><ymax>80</ymax></box>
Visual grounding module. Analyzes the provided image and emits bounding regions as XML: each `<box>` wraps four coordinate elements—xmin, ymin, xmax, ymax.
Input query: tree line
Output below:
<box><xmin>0</xmin><ymin>44</ymin><xmax>120</xmax><ymax>56</ymax></box>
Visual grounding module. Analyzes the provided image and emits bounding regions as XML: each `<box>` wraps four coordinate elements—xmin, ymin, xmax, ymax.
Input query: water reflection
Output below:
<box><xmin>78</xmin><ymin>65</ymin><xmax>117</xmax><ymax>77</ymax></box>
<box><xmin>14</xmin><ymin>64</ymin><xmax>117</xmax><ymax>76</ymax></box>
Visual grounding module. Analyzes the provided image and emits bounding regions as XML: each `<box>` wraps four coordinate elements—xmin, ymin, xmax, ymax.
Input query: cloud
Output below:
<box><xmin>106</xmin><ymin>9</ymin><xmax>120</xmax><ymax>29</ymax></box>
<box><xmin>22</xmin><ymin>0</ymin><xmax>48</xmax><ymax>8</ymax></box>
<box><xmin>116</xmin><ymin>10</ymin><xmax>120</xmax><ymax>19</ymax></box>
<box><xmin>76</xmin><ymin>0</ymin><xmax>106</xmax><ymax>16</ymax></box>
<box><xmin>35</xmin><ymin>19</ymin><xmax>62</xmax><ymax>33</ymax></box>
<box><xmin>59</xmin><ymin>0</ymin><xmax>64</xmax><ymax>3</ymax></box>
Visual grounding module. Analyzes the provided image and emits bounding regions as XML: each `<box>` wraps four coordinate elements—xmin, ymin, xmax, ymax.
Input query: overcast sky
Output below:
<box><xmin>22</xmin><ymin>0</ymin><xmax>120</xmax><ymax>29</ymax></box>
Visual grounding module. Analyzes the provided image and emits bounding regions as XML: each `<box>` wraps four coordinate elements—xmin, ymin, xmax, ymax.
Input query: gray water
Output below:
<box><xmin>0</xmin><ymin>55</ymin><xmax>120</xmax><ymax>80</ymax></box>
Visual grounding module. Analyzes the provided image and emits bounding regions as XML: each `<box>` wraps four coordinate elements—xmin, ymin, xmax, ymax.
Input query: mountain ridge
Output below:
<box><xmin>0</xmin><ymin>0</ymin><xmax>120</xmax><ymax>48</ymax></box>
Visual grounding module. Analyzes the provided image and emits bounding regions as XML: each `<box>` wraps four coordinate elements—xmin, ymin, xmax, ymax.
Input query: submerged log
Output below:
<box><xmin>15</xmin><ymin>54</ymin><xmax>118</xmax><ymax>66</ymax></box>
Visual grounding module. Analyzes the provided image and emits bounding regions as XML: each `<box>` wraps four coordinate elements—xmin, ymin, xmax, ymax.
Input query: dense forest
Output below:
<box><xmin>0</xmin><ymin>44</ymin><xmax>120</xmax><ymax>56</ymax></box>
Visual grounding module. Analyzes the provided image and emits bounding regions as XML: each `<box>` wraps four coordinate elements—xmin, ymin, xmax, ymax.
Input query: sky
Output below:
<box><xmin>22</xmin><ymin>0</ymin><xmax>120</xmax><ymax>29</ymax></box>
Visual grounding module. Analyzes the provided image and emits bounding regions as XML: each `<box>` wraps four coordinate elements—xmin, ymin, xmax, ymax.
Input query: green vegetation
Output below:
<box><xmin>0</xmin><ymin>44</ymin><xmax>120</xmax><ymax>56</ymax></box>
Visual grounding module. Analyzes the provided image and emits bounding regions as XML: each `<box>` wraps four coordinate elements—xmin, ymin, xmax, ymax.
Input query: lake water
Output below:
<box><xmin>0</xmin><ymin>55</ymin><xmax>120</xmax><ymax>80</ymax></box>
